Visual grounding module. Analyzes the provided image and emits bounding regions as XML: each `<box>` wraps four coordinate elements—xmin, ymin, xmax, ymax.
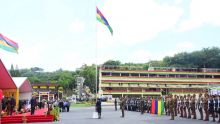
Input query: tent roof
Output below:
<box><xmin>0</xmin><ymin>59</ymin><xmax>17</xmax><ymax>89</ymax></box>
<box><xmin>12</xmin><ymin>77</ymin><xmax>32</xmax><ymax>92</ymax></box>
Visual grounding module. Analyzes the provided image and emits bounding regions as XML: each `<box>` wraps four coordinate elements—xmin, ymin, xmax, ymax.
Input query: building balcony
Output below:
<box><xmin>102</xmin><ymin>90</ymin><xmax>161</xmax><ymax>95</ymax></box>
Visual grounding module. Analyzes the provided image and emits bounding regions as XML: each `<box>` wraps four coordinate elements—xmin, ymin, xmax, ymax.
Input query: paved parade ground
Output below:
<box><xmin>36</xmin><ymin>106</ymin><xmax>216</xmax><ymax>124</ymax></box>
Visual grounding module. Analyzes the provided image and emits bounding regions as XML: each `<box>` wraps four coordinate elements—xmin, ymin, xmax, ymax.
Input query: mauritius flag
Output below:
<box><xmin>151</xmin><ymin>98</ymin><xmax>165</xmax><ymax>116</ymax></box>
<box><xmin>96</xmin><ymin>7</ymin><xmax>113</xmax><ymax>35</ymax></box>
<box><xmin>0</xmin><ymin>34</ymin><xmax>19</xmax><ymax>53</ymax></box>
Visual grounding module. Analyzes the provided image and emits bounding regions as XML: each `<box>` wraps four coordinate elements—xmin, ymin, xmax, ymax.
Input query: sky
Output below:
<box><xmin>0</xmin><ymin>0</ymin><xmax>220</xmax><ymax>71</ymax></box>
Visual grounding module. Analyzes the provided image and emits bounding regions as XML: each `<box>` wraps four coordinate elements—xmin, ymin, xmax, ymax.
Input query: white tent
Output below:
<box><xmin>12</xmin><ymin>77</ymin><xmax>32</xmax><ymax>100</ymax></box>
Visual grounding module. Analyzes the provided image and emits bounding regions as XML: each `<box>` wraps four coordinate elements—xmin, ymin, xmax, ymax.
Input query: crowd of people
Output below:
<box><xmin>1</xmin><ymin>95</ymin><xmax>16</xmax><ymax>115</ymax></box>
<box><xmin>118</xmin><ymin>93</ymin><xmax>220</xmax><ymax>122</ymax></box>
<box><xmin>1</xmin><ymin>94</ymin><xmax>71</xmax><ymax>116</ymax></box>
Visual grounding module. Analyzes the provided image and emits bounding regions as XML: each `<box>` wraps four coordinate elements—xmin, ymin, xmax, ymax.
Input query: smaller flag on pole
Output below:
<box><xmin>0</xmin><ymin>34</ymin><xmax>19</xmax><ymax>53</ymax></box>
<box><xmin>151</xmin><ymin>98</ymin><xmax>155</xmax><ymax>114</ymax></box>
<box><xmin>155</xmin><ymin>99</ymin><xmax>158</xmax><ymax>114</ymax></box>
<box><xmin>96</xmin><ymin>7</ymin><xmax>113</xmax><ymax>35</ymax></box>
<box><xmin>158</xmin><ymin>100</ymin><xmax>162</xmax><ymax>116</ymax></box>
<box><xmin>161</xmin><ymin>98</ymin><xmax>165</xmax><ymax>115</ymax></box>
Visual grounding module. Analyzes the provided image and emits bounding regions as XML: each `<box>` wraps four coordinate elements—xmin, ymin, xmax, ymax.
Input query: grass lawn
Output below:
<box><xmin>71</xmin><ymin>102</ymin><xmax>94</xmax><ymax>108</ymax></box>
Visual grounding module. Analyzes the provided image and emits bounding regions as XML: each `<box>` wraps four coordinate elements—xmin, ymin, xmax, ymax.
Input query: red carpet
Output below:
<box><xmin>0</xmin><ymin>109</ymin><xmax>54</xmax><ymax>123</ymax></box>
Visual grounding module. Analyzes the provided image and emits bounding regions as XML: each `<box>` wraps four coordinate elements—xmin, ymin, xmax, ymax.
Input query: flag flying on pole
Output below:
<box><xmin>96</xmin><ymin>7</ymin><xmax>113</xmax><ymax>35</ymax></box>
<box><xmin>0</xmin><ymin>34</ymin><xmax>19</xmax><ymax>53</ymax></box>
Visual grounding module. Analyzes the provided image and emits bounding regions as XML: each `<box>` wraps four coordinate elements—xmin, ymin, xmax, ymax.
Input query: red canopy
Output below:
<box><xmin>0</xmin><ymin>59</ymin><xmax>17</xmax><ymax>89</ymax></box>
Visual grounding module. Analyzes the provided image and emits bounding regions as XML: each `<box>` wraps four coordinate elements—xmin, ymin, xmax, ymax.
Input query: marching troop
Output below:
<box><xmin>122</xmin><ymin>93</ymin><xmax>220</xmax><ymax>122</ymax></box>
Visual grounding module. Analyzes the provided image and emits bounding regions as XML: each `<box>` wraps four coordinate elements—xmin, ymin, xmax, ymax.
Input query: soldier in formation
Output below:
<box><xmin>121</xmin><ymin>93</ymin><xmax>220</xmax><ymax>122</ymax></box>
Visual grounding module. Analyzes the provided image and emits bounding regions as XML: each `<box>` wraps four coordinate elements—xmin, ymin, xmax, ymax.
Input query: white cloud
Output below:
<box><xmin>70</xmin><ymin>19</ymin><xmax>85</xmax><ymax>33</ymax></box>
<box><xmin>176</xmin><ymin>41</ymin><xmax>194</xmax><ymax>50</ymax></box>
<box><xmin>0</xmin><ymin>44</ymin><xmax>46</xmax><ymax>70</ymax></box>
<box><xmin>97</xmin><ymin>0</ymin><xmax>183</xmax><ymax>46</ymax></box>
<box><xmin>128</xmin><ymin>50</ymin><xmax>152</xmax><ymax>63</ymax></box>
<box><xmin>151</xmin><ymin>41</ymin><xmax>194</xmax><ymax>61</ymax></box>
<box><xmin>178</xmin><ymin>0</ymin><xmax>220</xmax><ymax>31</ymax></box>
<box><xmin>174</xmin><ymin>0</ymin><xmax>183</xmax><ymax>5</ymax></box>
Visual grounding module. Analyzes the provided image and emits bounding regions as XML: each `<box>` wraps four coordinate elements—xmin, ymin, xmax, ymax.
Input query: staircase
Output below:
<box><xmin>0</xmin><ymin>115</ymin><xmax>54</xmax><ymax>123</ymax></box>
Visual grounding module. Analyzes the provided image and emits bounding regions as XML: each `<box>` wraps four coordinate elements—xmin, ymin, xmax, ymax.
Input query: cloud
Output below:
<box><xmin>70</xmin><ymin>19</ymin><xmax>85</xmax><ymax>33</ymax></box>
<box><xmin>176</xmin><ymin>41</ymin><xmax>194</xmax><ymax>50</ymax></box>
<box><xmin>178</xmin><ymin>0</ymin><xmax>220</xmax><ymax>31</ymax></box>
<box><xmin>174</xmin><ymin>0</ymin><xmax>183</xmax><ymax>5</ymax></box>
<box><xmin>97</xmin><ymin>0</ymin><xmax>183</xmax><ymax>46</ymax></box>
<box><xmin>0</xmin><ymin>44</ymin><xmax>46</xmax><ymax>70</ymax></box>
<box><xmin>128</xmin><ymin>50</ymin><xmax>152</xmax><ymax>63</ymax></box>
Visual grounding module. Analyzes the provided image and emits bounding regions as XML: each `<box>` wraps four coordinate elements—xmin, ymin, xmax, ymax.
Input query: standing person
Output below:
<box><xmin>10</xmin><ymin>94</ymin><xmax>16</xmax><ymax>115</ymax></box>
<box><xmin>147</xmin><ymin>97</ymin><xmax>151</xmax><ymax>113</ymax></box>
<box><xmin>209</xmin><ymin>95</ymin><xmax>215</xmax><ymax>122</ymax></box>
<box><xmin>66</xmin><ymin>100</ymin><xmax>70</xmax><ymax>112</ymax></box>
<box><xmin>164</xmin><ymin>96</ymin><xmax>167</xmax><ymax>115</ymax></box>
<box><xmin>218</xmin><ymin>95</ymin><xmax>220</xmax><ymax>122</ymax></box>
<box><xmin>214</xmin><ymin>95</ymin><xmax>218</xmax><ymax>118</ymax></box>
<box><xmin>177</xmin><ymin>95</ymin><xmax>180</xmax><ymax>114</ymax></box>
<box><xmin>183</xmin><ymin>95</ymin><xmax>187</xmax><ymax>118</ymax></box>
<box><xmin>179</xmin><ymin>96</ymin><xmax>184</xmax><ymax>117</ymax></box>
<box><xmin>174</xmin><ymin>95</ymin><xmax>177</xmax><ymax>116</ymax></box>
<box><xmin>120</xmin><ymin>97</ymin><xmax>126</xmax><ymax>118</ymax></box>
<box><xmin>2</xmin><ymin>96</ymin><xmax>7</xmax><ymax>111</ymax></box>
<box><xmin>169</xmin><ymin>94</ymin><xmax>175</xmax><ymax>120</ymax></box>
<box><xmin>6</xmin><ymin>97</ymin><xmax>11</xmax><ymax>115</ymax></box>
<box><xmin>114</xmin><ymin>98</ymin><xmax>117</xmax><ymax>111</ymax></box>
<box><xmin>96</xmin><ymin>99</ymin><xmax>102</xmax><ymax>119</ymax></box>
<box><xmin>204</xmin><ymin>93</ymin><xmax>209</xmax><ymax>121</ymax></box>
<box><xmin>186</xmin><ymin>94</ymin><xmax>191</xmax><ymax>119</ymax></box>
<box><xmin>166</xmin><ymin>96</ymin><xmax>170</xmax><ymax>116</ymax></box>
<box><xmin>58</xmin><ymin>100</ymin><xmax>64</xmax><ymax>112</ymax></box>
<box><xmin>30</xmin><ymin>95</ymin><xmax>36</xmax><ymax>115</ymax></box>
<box><xmin>140</xmin><ymin>98</ymin><xmax>145</xmax><ymax>114</ymax></box>
<box><xmin>191</xmin><ymin>94</ymin><xmax>196</xmax><ymax>119</ymax></box>
<box><xmin>197</xmin><ymin>93</ymin><xmax>203</xmax><ymax>120</ymax></box>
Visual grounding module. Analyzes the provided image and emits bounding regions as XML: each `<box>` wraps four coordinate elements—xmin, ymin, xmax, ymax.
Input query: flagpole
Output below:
<box><xmin>95</xmin><ymin>1</ymin><xmax>98</xmax><ymax>102</ymax></box>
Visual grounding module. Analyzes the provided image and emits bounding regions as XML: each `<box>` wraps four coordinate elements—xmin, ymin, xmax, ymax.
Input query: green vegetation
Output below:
<box><xmin>71</xmin><ymin>102</ymin><xmax>94</xmax><ymax>108</ymax></box>
<box><xmin>103</xmin><ymin>47</ymin><xmax>220</xmax><ymax>68</ymax></box>
<box><xmin>8</xmin><ymin>47</ymin><xmax>220</xmax><ymax>96</ymax></box>
<box><xmin>9</xmin><ymin>64</ymin><xmax>97</xmax><ymax>95</ymax></box>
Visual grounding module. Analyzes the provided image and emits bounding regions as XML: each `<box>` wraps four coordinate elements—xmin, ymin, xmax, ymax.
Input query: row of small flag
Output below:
<box><xmin>151</xmin><ymin>99</ymin><xmax>165</xmax><ymax>116</ymax></box>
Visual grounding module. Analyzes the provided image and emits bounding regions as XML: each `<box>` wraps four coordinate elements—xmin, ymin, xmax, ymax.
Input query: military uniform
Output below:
<box><xmin>209</xmin><ymin>95</ymin><xmax>215</xmax><ymax>122</ymax></box>
<box><xmin>183</xmin><ymin>95</ymin><xmax>187</xmax><ymax>118</ymax></box>
<box><xmin>164</xmin><ymin>96</ymin><xmax>167</xmax><ymax>115</ymax></box>
<box><xmin>197</xmin><ymin>94</ymin><xmax>203</xmax><ymax>120</ymax></box>
<box><xmin>140</xmin><ymin>98</ymin><xmax>145</xmax><ymax>114</ymax></box>
<box><xmin>191</xmin><ymin>94</ymin><xmax>196</xmax><ymax>119</ymax></box>
<box><xmin>177</xmin><ymin>96</ymin><xmax>180</xmax><ymax>114</ymax></box>
<box><xmin>147</xmin><ymin>98</ymin><xmax>151</xmax><ymax>113</ymax></box>
<box><xmin>186</xmin><ymin>94</ymin><xmax>191</xmax><ymax>119</ymax></box>
<box><xmin>169</xmin><ymin>95</ymin><xmax>175</xmax><ymax>120</ymax></box>
<box><xmin>174</xmin><ymin>95</ymin><xmax>177</xmax><ymax>116</ymax></box>
<box><xmin>120</xmin><ymin>97</ymin><xmax>126</xmax><ymax>118</ymax></box>
<box><xmin>214</xmin><ymin>95</ymin><xmax>218</xmax><ymax>118</ymax></box>
<box><xmin>218</xmin><ymin>95</ymin><xmax>220</xmax><ymax>122</ymax></box>
<box><xmin>180</xmin><ymin>96</ymin><xmax>184</xmax><ymax>117</ymax></box>
<box><xmin>203</xmin><ymin>93</ymin><xmax>209</xmax><ymax>121</ymax></box>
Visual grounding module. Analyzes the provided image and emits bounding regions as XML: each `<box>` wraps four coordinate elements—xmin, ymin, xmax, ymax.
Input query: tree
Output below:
<box><xmin>79</xmin><ymin>64</ymin><xmax>96</xmax><ymax>93</ymax></box>
<box><xmin>103</xmin><ymin>60</ymin><xmax>121</xmax><ymax>66</ymax></box>
<box><xmin>9</xmin><ymin>64</ymin><xmax>16</xmax><ymax>76</ymax></box>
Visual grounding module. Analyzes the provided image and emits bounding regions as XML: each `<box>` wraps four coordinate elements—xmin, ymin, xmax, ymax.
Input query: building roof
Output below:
<box><xmin>32</xmin><ymin>83</ymin><xmax>59</xmax><ymax>86</ymax></box>
<box><xmin>12</xmin><ymin>77</ymin><xmax>32</xmax><ymax>92</ymax></box>
<box><xmin>0</xmin><ymin>59</ymin><xmax>17</xmax><ymax>89</ymax></box>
